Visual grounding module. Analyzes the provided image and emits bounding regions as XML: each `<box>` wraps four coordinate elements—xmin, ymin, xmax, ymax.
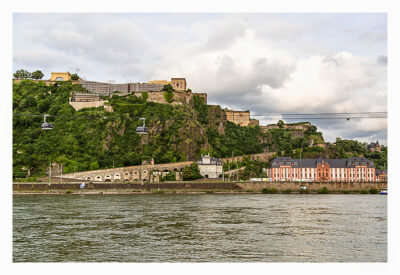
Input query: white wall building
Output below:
<box><xmin>197</xmin><ymin>154</ymin><xmax>223</xmax><ymax>179</ymax></box>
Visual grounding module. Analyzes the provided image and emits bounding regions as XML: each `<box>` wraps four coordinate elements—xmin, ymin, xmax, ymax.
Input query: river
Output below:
<box><xmin>13</xmin><ymin>194</ymin><xmax>387</xmax><ymax>262</ymax></box>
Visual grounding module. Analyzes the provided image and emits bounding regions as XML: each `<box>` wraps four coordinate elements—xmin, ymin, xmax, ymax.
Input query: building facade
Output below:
<box><xmin>50</xmin><ymin>72</ymin><xmax>71</xmax><ymax>81</ymax></box>
<box><xmin>225</xmin><ymin>110</ymin><xmax>251</xmax><ymax>126</ymax></box>
<box><xmin>267</xmin><ymin>157</ymin><xmax>380</xmax><ymax>182</ymax></box>
<box><xmin>367</xmin><ymin>140</ymin><xmax>381</xmax><ymax>152</ymax></box>
<box><xmin>197</xmin><ymin>154</ymin><xmax>223</xmax><ymax>178</ymax></box>
<box><xmin>68</xmin><ymin>92</ymin><xmax>113</xmax><ymax>111</ymax></box>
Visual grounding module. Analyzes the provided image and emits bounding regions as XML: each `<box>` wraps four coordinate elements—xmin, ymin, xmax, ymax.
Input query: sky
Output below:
<box><xmin>12</xmin><ymin>13</ymin><xmax>387</xmax><ymax>145</ymax></box>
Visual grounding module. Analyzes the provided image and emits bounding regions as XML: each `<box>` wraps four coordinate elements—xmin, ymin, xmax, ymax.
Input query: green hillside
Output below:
<box><xmin>13</xmin><ymin>80</ymin><xmax>270</xmax><ymax>177</ymax></box>
<box><xmin>12</xmin><ymin>80</ymin><xmax>387</xmax><ymax>178</ymax></box>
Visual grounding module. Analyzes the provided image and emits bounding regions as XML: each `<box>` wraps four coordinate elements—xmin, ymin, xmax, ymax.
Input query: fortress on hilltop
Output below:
<box><xmin>13</xmin><ymin>71</ymin><xmax>264</xmax><ymax>126</ymax></box>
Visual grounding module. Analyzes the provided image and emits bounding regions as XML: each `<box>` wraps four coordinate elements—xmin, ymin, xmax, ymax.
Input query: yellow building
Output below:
<box><xmin>225</xmin><ymin>110</ymin><xmax>251</xmax><ymax>126</ymax></box>
<box><xmin>148</xmin><ymin>78</ymin><xmax>187</xmax><ymax>91</ymax></box>
<box><xmin>50</xmin><ymin>72</ymin><xmax>72</xmax><ymax>81</ymax></box>
<box><xmin>148</xmin><ymin>80</ymin><xmax>170</xmax><ymax>85</ymax></box>
<box><xmin>171</xmin><ymin>78</ymin><xmax>186</xmax><ymax>91</ymax></box>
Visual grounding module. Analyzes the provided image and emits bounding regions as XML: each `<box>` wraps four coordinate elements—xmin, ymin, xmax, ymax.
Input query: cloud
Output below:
<box><xmin>13</xmin><ymin>13</ymin><xmax>387</xmax><ymax>144</ymax></box>
<box><xmin>377</xmin><ymin>55</ymin><xmax>387</xmax><ymax>66</ymax></box>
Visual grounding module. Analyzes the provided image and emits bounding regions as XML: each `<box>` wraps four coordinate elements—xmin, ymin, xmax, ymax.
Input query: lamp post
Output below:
<box><xmin>300</xmin><ymin>141</ymin><xmax>303</xmax><ymax>181</ymax></box>
<box><xmin>48</xmin><ymin>161</ymin><xmax>51</xmax><ymax>184</ymax></box>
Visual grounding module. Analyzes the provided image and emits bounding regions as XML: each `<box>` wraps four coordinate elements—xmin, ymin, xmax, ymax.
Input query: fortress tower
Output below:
<box><xmin>171</xmin><ymin>78</ymin><xmax>186</xmax><ymax>91</ymax></box>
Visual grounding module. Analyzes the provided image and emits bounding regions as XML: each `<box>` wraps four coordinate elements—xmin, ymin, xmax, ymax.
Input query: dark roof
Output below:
<box><xmin>367</xmin><ymin>140</ymin><xmax>380</xmax><ymax>149</ymax></box>
<box><xmin>271</xmin><ymin>157</ymin><xmax>374</xmax><ymax>168</ymax></box>
<box><xmin>346</xmin><ymin>157</ymin><xmax>375</xmax><ymax>168</ymax></box>
<box><xmin>326</xmin><ymin>159</ymin><xmax>348</xmax><ymax>168</ymax></box>
<box><xmin>375</xmin><ymin>169</ymin><xmax>387</xmax><ymax>175</ymax></box>
<box><xmin>197</xmin><ymin>155</ymin><xmax>222</xmax><ymax>165</ymax></box>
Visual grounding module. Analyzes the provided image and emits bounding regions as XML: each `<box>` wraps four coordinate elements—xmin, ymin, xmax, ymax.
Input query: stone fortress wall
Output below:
<box><xmin>261</xmin><ymin>122</ymin><xmax>312</xmax><ymax>131</ymax></box>
<box><xmin>69</xmin><ymin>92</ymin><xmax>113</xmax><ymax>111</ymax></box>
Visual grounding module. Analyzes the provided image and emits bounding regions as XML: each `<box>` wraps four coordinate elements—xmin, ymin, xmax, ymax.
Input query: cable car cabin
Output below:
<box><xmin>41</xmin><ymin>122</ymin><xmax>53</xmax><ymax>130</ymax></box>
<box><xmin>136</xmin><ymin>126</ymin><xmax>148</xmax><ymax>134</ymax></box>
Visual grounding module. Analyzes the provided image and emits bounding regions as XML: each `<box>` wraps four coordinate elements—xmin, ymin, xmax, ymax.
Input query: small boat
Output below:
<box><xmin>379</xmin><ymin>189</ymin><xmax>387</xmax><ymax>195</ymax></box>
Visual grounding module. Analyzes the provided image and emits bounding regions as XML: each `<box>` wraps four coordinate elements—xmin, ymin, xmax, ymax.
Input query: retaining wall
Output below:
<box><xmin>236</xmin><ymin>181</ymin><xmax>387</xmax><ymax>192</ymax></box>
<box><xmin>13</xmin><ymin>181</ymin><xmax>387</xmax><ymax>193</ymax></box>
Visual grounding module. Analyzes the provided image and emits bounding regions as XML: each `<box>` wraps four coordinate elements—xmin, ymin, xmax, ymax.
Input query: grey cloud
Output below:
<box><xmin>13</xmin><ymin>13</ymin><xmax>387</xmax><ymax>143</ymax></box>
<box><xmin>252</xmin><ymin>57</ymin><xmax>294</xmax><ymax>89</ymax></box>
<box><xmin>357</xmin><ymin>30</ymin><xmax>387</xmax><ymax>44</ymax></box>
<box><xmin>201</xmin><ymin>20</ymin><xmax>246</xmax><ymax>51</ymax></box>
<box><xmin>377</xmin><ymin>55</ymin><xmax>387</xmax><ymax>65</ymax></box>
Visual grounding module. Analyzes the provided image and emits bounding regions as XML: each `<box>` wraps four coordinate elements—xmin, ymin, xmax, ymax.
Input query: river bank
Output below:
<box><xmin>13</xmin><ymin>181</ymin><xmax>387</xmax><ymax>195</ymax></box>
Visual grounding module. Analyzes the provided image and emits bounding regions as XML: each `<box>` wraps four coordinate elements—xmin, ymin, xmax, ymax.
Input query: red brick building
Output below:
<box><xmin>267</xmin><ymin>157</ymin><xmax>381</xmax><ymax>182</ymax></box>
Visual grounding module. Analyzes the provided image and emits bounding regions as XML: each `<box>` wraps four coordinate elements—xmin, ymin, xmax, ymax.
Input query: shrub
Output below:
<box><xmin>318</xmin><ymin>186</ymin><xmax>329</xmax><ymax>194</ymax></box>
<box><xmin>300</xmin><ymin>189</ymin><xmax>309</xmax><ymax>194</ymax></box>
<box><xmin>283</xmin><ymin>189</ymin><xmax>292</xmax><ymax>194</ymax></box>
<box><xmin>206</xmin><ymin>190</ymin><xmax>214</xmax><ymax>194</ymax></box>
<box><xmin>162</xmin><ymin>171</ymin><xmax>176</xmax><ymax>182</ymax></box>
<box><xmin>342</xmin><ymin>190</ymin><xmax>350</xmax><ymax>194</ymax></box>
<box><xmin>163</xmin><ymin>91</ymin><xmax>174</xmax><ymax>103</ymax></box>
<box><xmin>369</xmin><ymin>188</ymin><xmax>379</xmax><ymax>194</ymax></box>
<box><xmin>269</xmin><ymin>188</ymin><xmax>278</xmax><ymax>194</ymax></box>
<box><xmin>360</xmin><ymin>189</ymin><xmax>368</xmax><ymax>194</ymax></box>
<box><xmin>66</xmin><ymin>190</ymin><xmax>73</xmax><ymax>194</ymax></box>
<box><xmin>71</xmin><ymin>73</ymin><xmax>79</xmax><ymax>81</ymax></box>
<box><xmin>141</xmin><ymin>92</ymin><xmax>149</xmax><ymax>101</ymax></box>
<box><xmin>262</xmin><ymin>187</ymin><xmax>277</xmax><ymax>194</ymax></box>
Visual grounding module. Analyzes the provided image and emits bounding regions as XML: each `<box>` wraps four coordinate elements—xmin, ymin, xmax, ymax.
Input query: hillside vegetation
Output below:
<box><xmin>13</xmin><ymin>80</ymin><xmax>269</xmax><ymax>176</ymax></box>
<box><xmin>13</xmin><ymin>80</ymin><xmax>387</xmax><ymax>178</ymax></box>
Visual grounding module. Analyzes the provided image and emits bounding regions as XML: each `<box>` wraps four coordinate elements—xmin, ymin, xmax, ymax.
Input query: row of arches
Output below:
<box><xmin>84</xmin><ymin>167</ymin><xmax>185</xmax><ymax>182</ymax></box>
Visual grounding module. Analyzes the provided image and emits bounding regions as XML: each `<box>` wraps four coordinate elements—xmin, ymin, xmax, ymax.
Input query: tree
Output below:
<box><xmin>141</xmin><ymin>92</ymin><xmax>149</xmax><ymax>101</ymax></box>
<box><xmin>14</xmin><ymin>69</ymin><xmax>31</xmax><ymax>79</ymax></box>
<box><xmin>163</xmin><ymin>91</ymin><xmax>174</xmax><ymax>103</ymax></box>
<box><xmin>162</xmin><ymin>171</ymin><xmax>176</xmax><ymax>181</ymax></box>
<box><xmin>31</xmin><ymin>70</ymin><xmax>44</xmax><ymax>80</ymax></box>
<box><xmin>182</xmin><ymin>162</ymin><xmax>203</xmax><ymax>180</ymax></box>
<box><xmin>90</xmin><ymin>161</ymin><xmax>99</xmax><ymax>170</ymax></box>
<box><xmin>71</xmin><ymin>73</ymin><xmax>79</xmax><ymax>81</ymax></box>
<box><xmin>277</xmin><ymin>120</ymin><xmax>285</xmax><ymax>129</ymax></box>
<box><xmin>162</xmin><ymin>84</ymin><xmax>174</xmax><ymax>92</ymax></box>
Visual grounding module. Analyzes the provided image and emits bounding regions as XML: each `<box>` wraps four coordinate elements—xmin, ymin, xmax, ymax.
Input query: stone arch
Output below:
<box><xmin>204</xmin><ymin>174</ymin><xmax>209</xmax><ymax>178</ymax></box>
<box><xmin>174</xmin><ymin>168</ymin><xmax>179</xmax><ymax>172</ymax></box>
<box><xmin>132</xmin><ymin>170</ymin><xmax>139</xmax><ymax>180</ymax></box>
<box><xmin>86</xmin><ymin>176</ymin><xmax>93</xmax><ymax>181</ymax></box>
<box><xmin>123</xmin><ymin>179</ymin><xmax>130</xmax><ymax>182</ymax></box>
<box><xmin>114</xmin><ymin>173</ymin><xmax>121</xmax><ymax>181</ymax></box>
<box><xmin>55</xmin><ymin>77</ymin><xmax>64</xmax><ymax>81</ymax></box>
<box><xmin>95</xmin><ymin>175</ymin><xmax>102</xmax><ymax>182</ymax></box>
<box><xmin>104</xmin><ymin>174</ymin><xmax>112</xmax><ymax>182</ymax></box>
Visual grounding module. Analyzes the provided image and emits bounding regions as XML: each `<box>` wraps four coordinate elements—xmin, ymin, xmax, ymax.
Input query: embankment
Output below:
<box><xmin>13</xmin><ymin>181</ymin><xmax>387</xmax><ymax>194</ymax></box>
